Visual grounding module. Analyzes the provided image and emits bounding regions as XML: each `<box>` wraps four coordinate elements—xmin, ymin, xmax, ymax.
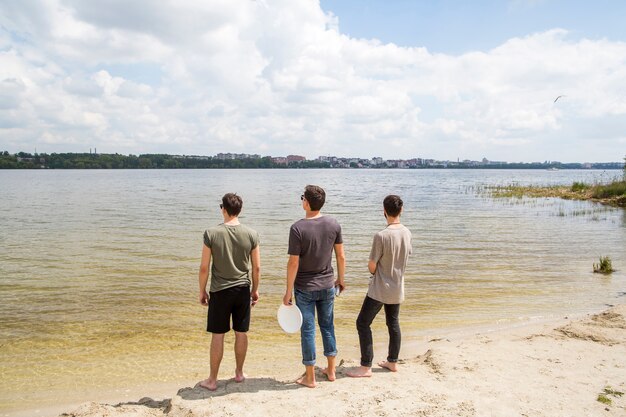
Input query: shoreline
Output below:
<box><xmin>7</xmin><ymin>303</ymin><xmax>624</xmax><ymax>417</ymax></box>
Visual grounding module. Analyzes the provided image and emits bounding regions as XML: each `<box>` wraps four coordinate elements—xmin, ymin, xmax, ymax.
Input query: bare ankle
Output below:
<box><xmin>379</xmin><ymin>361</ymin><xmax>398</xmax><ymax>372</ymax></box>
<box><xmin>199</xmin><ymin>377</ymin><xmax>218</xmax><ymax>391</ymax></box>
<box><xmin>296</xmin><ymin>374</ymin><xmax>316</xmax><ymax>388</ymax></box>
<box><xmin>346</xmin><ymin>366</ymin><xmax>372</xmax><ymax>378</ymax></box>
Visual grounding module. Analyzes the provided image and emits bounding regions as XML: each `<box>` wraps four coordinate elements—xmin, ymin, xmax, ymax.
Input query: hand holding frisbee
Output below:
<box><xmin>277</xmin><ymin>304</ymin><xmax>302</xmax><ymax>333</ymax></box>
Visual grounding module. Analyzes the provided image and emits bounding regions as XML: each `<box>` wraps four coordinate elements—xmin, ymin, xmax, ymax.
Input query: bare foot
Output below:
<box><xmin>346</xmin><ymin>366</ymin><xmax>372</xmax><ymax>378</ymax></box>
<box><xmin>198</xmin><ymin>378</ymin><xmax>218</xmax><ymax>391</ymax></box>
<box><xmin>234</xmin><ymin>371</ymin><xmax>247</xmax><ymax>383</ymax></box>
<box><xmin>321</xmin><ymin>367</ymin><xmax>336</xmax><ymax>381</ymax></box>
<box><xmin>378</xmin><ymin>361</ymin><xmax>398</xmax><ymax>372</ymax></box>
<box><xmin>296</xmin><ymin>374</ymin><xmax>316</xmax><ymax>388</ymax></box>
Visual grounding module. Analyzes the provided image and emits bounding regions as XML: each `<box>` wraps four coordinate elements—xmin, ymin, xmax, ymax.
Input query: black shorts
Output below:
<box><xmin>207</xmin><ymin>285</ymin><xmax>251</xmax><ymax>333</ymax></box>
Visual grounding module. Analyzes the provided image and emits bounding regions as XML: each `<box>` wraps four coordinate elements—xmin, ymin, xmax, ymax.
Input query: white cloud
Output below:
<box><xmin>0</xmin><ymin>0</ymin><xmax>625</xmax><ymax>161</ymax></box>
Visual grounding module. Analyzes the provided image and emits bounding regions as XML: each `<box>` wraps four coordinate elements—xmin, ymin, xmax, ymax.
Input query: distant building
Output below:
<box><xmin>272</xmin><ymin>157</ymin><xmax>288</xmax><ymax>165</ymax></box>
<box><xmin>174</xmin><ymin>155</ymin><xmax>209</xmax><ymax>160</ymax></box>
<box><xmin>215</xmin><ymin>153</ymin><xmax>260</xmax><ymax>160</ymax></box>
<box><xmin>482</xmin><ymin>158</ymin><xmax>506</xmax><ymax>165</ymax></box>
<box><xmin>286</xmin><ymin>155</ymin><xmax>306</xmax><ymax>163</ymax></box>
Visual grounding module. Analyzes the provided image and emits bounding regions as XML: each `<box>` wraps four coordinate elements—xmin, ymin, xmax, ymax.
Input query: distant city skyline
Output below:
<box><xmin>1</xmin><ymin>1</ymin><xmax>626</xmax><ymax>162</ymax></box>
<box><xmin>212</xmin><ymin>151</ymin><xmax>623</xmax><ymax>165</ymax></box>
<box><xmin>7</xmin><ymin>149</ymin><xmax>623</xmax><ymax>166</ymax></box>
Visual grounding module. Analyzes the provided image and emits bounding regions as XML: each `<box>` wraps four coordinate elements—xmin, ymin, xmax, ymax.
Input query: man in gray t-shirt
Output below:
<box><xmin>283</xmin><ymin>185</ymin><xmax>345</xmax><ymax>388</ymax></box>
<box><xmin>347</xmin><ymin>195</ymin><xmax>412</xmax><ymax>378</ymax></box>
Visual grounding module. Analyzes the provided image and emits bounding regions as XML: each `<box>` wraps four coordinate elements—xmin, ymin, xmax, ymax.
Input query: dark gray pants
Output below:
<box><xmin>356</xmin><ymin>295</ymin><xmax>401</xmax><ymax>367</ymax></box>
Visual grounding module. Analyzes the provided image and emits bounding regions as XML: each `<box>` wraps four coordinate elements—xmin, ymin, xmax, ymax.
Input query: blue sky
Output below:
<box><xmin>321</xmin><ymin>0</ymin><xmax>626</xmax><ymax>53</ymax></box>
<box><xmin>1</xmin><ymin>0</ymin><xmax>625</xmax><ymax>162</ymax></box>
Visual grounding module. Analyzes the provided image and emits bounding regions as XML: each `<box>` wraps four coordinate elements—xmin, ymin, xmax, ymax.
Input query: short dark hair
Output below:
<box><xmin>383</xmin><ymin>195</ymin><xmax>403</xmax><ymax>217</ymax></box>
<box><xmin>222</xmin><ymin>193</ymin><xmax>243</xmax><ymax>216</ymax></box>
<box><xmin>303</xmin><ymin>185</ymin><xmax>326</xmax><ymax>211</ymax></box>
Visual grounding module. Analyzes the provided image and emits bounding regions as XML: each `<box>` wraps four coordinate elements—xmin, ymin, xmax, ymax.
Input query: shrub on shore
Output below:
<box><xmin>482</xmin><ymin>174</ymin><xmax>626</xmax><ymax>207</ymax></box>
<box><xmin>593</xmin><ymin>256</ymin><xmax>613</xmax><ymax>274</ymax></box>
<box><xmin>571</xmin><ymin>181</ymin><xmax>590</xmax><ymax>192</ymax></box>
<box><xmin>591</xmin><ymin>180</ymin><xmax>626</xmax><ymax>199</ymax></box>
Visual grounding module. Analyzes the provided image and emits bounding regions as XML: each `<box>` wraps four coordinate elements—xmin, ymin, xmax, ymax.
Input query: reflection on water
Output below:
<box><xmin>0</xmin><ymin>169</ymin><xmax>624</xmax><ymax>412</ymax></box>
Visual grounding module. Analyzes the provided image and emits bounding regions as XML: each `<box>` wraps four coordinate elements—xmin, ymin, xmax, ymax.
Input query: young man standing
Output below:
<box><xmin>283</xmin><ymin>185</ymin><xmax>345</xmax><ymax>388</ymax></box>
<box><xmin>347</xmin><ymin>195</ymin><xmax>412</xmax><ymax>378</ymax></box>
<box><xmin>198</xmin><ymin>193</ymin><xmax>260</xmax><ymax>390</ymax></box>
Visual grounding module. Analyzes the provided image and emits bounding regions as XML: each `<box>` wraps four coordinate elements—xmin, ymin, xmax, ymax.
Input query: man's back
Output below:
<box><xmin>367</xmin><ymin>225</ymin><xmax>412</xmax><ymax>304</ymax></box>
<box><xmin>288</xmin><ymin>216</ymin><xmax>342</xmax><ymax>291</ymax></box>
<box><xmin>204</xmin><ymin>223</ymin><xmax>259</xmax><ymax>292</ymax></box>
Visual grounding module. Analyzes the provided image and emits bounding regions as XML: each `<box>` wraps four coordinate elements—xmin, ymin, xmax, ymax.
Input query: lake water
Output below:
<box><xmin>1</xmin><ymin>169</ymin><xmax>624</xmax><ymax>414</ymax></box>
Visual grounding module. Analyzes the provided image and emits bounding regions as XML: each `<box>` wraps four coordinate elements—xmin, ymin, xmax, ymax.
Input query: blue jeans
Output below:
<box><xmin>295</xmin><ymin>288</ymin><xmax>337</xmax><ymax>366</ymax></box>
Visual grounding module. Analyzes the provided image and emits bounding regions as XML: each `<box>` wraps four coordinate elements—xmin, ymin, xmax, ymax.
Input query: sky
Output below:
<box><xmin>1</xmin><ymin>0</ymin><xmax>625</xmax><ymax>162</ymax></box>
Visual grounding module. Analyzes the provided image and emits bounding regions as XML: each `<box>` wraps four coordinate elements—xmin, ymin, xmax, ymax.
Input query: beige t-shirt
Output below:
<box><xmin>367</xmin><ymin>224</ymin><xmax>412</xmax><ymax>304</ymax></box>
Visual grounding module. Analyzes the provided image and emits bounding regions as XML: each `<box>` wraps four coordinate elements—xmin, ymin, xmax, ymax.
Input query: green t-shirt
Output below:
<box><xmin>203</xmin><ymin>224</ymin><xmax>259</xmax><ymax>293</ymax></box>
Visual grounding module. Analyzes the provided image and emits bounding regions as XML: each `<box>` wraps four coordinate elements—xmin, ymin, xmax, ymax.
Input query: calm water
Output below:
<box><xmin>1</xmin><ymin>169</ymin><xmax>625</xmax><ymax>413</ymax></box>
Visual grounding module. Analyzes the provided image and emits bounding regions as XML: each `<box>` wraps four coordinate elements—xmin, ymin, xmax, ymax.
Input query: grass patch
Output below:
<box><xmin>597</xmin><ymin>386</ymin><xmax>624</xmax><ymax>405</ymax></box>
<box><xmin>484</xmin><ymin>179</ymin><xmax>626</xmax><ymax>207</ymax></box>
<box><xmin>593</xmin><ymin>256</ymin><xmax>614</xmax><ymax>274</ymax></box>
<box><xmin>592</xmin><ymin>180</ymin><xmax>626</xmax><ymax>199</ymax></box>
<box><xmin>571</xmin><ymin>181</ymin><xmax>590</xmax><ymax>192</ymax></box>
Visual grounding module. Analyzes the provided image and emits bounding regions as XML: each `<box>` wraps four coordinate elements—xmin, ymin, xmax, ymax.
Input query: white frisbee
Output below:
<box><xmin>277</xmin><ymin>304</ymin><xmax>303</xmax><ymax>333</ymax></box>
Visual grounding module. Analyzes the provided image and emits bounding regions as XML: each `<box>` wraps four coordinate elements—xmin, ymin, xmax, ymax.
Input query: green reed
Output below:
<box><xmin>593</xmin><ymin>256</ymin><xmax>614</xmax><ymax>274</ymax></box>
<box><xmin>480</xmin><ymin>179</ymin><xmax>626</xmax><ymax>207</ymax></box>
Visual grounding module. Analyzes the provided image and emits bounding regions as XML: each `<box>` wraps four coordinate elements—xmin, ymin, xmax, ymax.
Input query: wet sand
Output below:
<box><xmin>54</xmin><ymin>304</ymin><xmax>626</xmax><ymax>417</ymax></box>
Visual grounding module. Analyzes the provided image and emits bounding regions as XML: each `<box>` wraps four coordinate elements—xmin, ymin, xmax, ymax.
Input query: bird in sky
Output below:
<box><xmin>554</xmin><ymin>95</ymin><xmax>566</xmax><ymax>103</ymax></box>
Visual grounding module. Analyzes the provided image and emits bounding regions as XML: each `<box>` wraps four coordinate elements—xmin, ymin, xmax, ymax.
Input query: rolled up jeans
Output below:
<box><xmin>356</xmin><ymin>295</ymin><xmax>401</xmax><ymax>367</ymax></box>
<box><xmin>295</xmin><ymin>288</ymin><xmax>337</xmax><ymax>366</ymax></box>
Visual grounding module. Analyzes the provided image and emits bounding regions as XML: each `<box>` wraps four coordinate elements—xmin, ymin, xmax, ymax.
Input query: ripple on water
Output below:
<box><xmin>0</xmin><ymin>169</ymin><xmax>624</xmax><ymax>411</ymax></box>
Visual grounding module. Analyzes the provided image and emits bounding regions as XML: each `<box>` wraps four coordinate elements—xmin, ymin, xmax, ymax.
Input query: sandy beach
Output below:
<box><xmin>55</xmin><ymin>304</ymin><xmax>626</xmax><ymax>417</ymax></box>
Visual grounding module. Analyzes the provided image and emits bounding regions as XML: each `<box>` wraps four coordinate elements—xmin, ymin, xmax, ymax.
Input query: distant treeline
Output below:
<box><xmin>0</xmin><ymin>151</ymin><xmax>624</xmax><ymax>170</ymax></box>
<box><xmin>0</xmin><ymin>152</ymin><xmax>330</xmax><ymax>169</ymax></box>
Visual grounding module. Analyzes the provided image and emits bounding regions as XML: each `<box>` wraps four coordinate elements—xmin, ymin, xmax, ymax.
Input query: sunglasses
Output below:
<box><xmin>300</xmin><ymin>195</ymin><xmax>305</xmax><ymax>201</ymax></box>
<box><xmin>219</xmin><ymin>204</ymin><xmax>223</xmax><ymax>209</ymax></box>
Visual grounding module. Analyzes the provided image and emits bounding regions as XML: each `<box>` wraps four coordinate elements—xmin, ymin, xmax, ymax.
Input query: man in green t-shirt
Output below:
<box><xmin>198</xmin><ymin>193</ymin><xmax>260</xmax><ymax>391</ymax></box>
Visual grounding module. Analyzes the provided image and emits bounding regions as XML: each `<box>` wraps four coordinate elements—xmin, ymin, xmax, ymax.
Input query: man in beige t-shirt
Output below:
<box><xmin>347</xmin><ymin>195</ymin><xmax>411</xmax><ymax>378</ymax></box>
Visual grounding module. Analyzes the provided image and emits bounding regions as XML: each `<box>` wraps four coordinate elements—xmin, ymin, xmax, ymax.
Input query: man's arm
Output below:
<box><xmin>198</xmin><ymin>244</ymin><xmax>212</xmax><ymax>305</ymax></box>
<box><xmin>250</xmin><ymin>245</ymin><xmax>261</xmax><ymax>306</ymax></box>
<box><xmin>368</xmin><ymin>233</ymin><xmax>381</xmax><ymax>275</ymax></box>
<box><xmin>334</xmin><ymin>243</ymin><xmax>346</xmax><ymax>292</ymax></box>
<box><xmin>368</xmin><ymin>259</ymin><xmax>377</xmax><ymax>275</ymax></box>
<box><xmin>283</xmin><ymin>255</ymin><xmax>299</xmax><ymax>305</ymax></box>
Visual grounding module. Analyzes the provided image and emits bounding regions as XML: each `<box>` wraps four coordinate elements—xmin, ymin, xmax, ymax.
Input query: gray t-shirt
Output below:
<box><xmin>203</xmin><ymin>224</ymin><xmax>259</xmax><ymax>293</ymax></box>
<box><xmin>288</xmin><ymin>216</ymin><xmax>343</xmax><ymax>291</ymax></box>
<box><xmin>367</xmin><ymin>224</ymin><xmax>412</xmax><ymax>304</ymax></box>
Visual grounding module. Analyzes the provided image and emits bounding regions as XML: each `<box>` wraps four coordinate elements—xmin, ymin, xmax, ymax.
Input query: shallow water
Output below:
<box><xmin>0</xmin><ymin>169</ymin><xmax>624</xmax><ymax>412</ymax></box>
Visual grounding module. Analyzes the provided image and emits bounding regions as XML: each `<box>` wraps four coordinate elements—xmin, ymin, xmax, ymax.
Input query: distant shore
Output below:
<box><xmin>39</xmin><ymin>304</ymin><xmax>625</xmax><ymax>417</ymax></box>
<box><xmin>1</xmin><ymin>152</ymin><xmax>623</xmax><ymax>170</ymax></box>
